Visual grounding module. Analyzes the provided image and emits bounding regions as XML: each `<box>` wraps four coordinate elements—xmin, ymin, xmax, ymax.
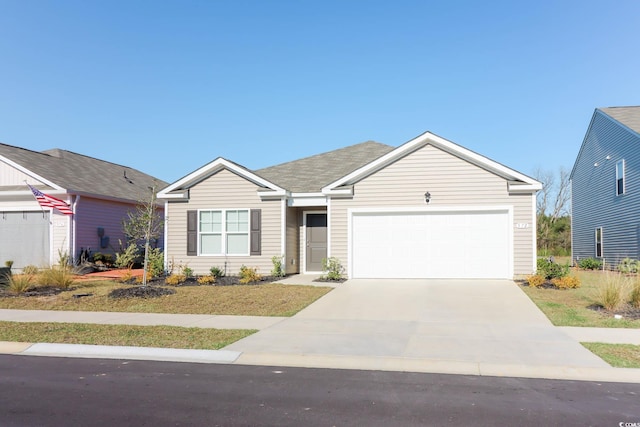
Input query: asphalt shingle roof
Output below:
<box><xmin>0</xmin><ymin>143</ymin><xmax>168</xmax><ymax>202</ymax></box>
<box><xmin>255</xmin><ymin>141</ymin><xmax>395</xmax><ymax>192</ymax></box>
<box><xmin>600</xmin><ymin>106</ymin><xmax>640</xmax><ymax>134</ymax></box>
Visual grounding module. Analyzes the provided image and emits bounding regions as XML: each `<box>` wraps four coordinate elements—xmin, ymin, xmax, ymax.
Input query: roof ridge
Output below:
<box><xmin>41</xmin><ymin>147</ymin><xmax>156</xmax><ymax>175</ymax></box>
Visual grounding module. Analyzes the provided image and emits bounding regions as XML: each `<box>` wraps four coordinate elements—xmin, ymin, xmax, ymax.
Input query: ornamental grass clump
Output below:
<box><xmin>630</xmin><ymin>276</ymin><xmax>640</xmax><ymax>309</ymax></box>
<box><xmin>597</xmin><ymin>271</ymin><xmax>628</xmax><ymax>311</ymax></box>
<box><xmin>7</xmin><ymin>274</ymin><xmax>33</xmax><ymax>294</ymax></box>
<box><xmin>39</xmin><ymin>267</ymin><xmax>75</xmax><ymax>289</ymax></box>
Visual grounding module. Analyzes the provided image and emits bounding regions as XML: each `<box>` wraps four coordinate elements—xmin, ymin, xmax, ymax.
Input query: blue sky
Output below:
<box><xmin>1</xmin><ymin>1</ymin><xmax>639</xmax><ymax>184</ymax></box>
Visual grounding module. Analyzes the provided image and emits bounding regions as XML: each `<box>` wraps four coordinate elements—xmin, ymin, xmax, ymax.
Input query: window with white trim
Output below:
<box><xmin>595</xmin><ymin>227</ymin><xmax>603</xmax><ymax>258</ymax></box>
<box><xmin>616</xmin><ymin>159</ymin><xmax>625</xmax><ymax>196</ymax></box>
<box><xmin>199</xmin><ymin>209</ymin><xmax>249</xmax><ymax>255</ymax></box>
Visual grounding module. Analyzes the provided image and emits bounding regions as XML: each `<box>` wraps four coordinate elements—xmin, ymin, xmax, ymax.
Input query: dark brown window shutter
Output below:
<box><xmin>250</xmin><ymin>209</ymin><xmax>261</xmax><ymax>256</ymax></box>
<box><xmin>187</xmin><ymin>210</ymin><xmax>197</xmax><ymax>256</ymax></box>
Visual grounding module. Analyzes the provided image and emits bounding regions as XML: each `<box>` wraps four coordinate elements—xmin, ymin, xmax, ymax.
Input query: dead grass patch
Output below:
<box><xmin>0</xmin><ymin>281</ymin><xmax>331</xmax><ymax>317</ymax></box>
<box><xmin>0</xmin><ymin>321</ymin><xmax>254</xmax><ymax>350</ymax></box>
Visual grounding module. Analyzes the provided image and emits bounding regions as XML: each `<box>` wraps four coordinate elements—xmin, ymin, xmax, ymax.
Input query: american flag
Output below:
<box><xmin>27</xmin><ymin>184</ymin><xmax>73</xmax><ymax>215</ymax></box>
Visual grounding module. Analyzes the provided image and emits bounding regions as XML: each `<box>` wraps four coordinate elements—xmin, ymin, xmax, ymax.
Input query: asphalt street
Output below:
<box><xmin>1</xmin><ymin>355</ymin><xmax>638</xmax><ymax>427</ymax></box>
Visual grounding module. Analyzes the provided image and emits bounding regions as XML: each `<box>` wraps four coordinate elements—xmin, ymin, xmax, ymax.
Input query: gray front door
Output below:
<box><xmin>305</xmin><ymin>213</ymin><xmax>327</xmax><ymax>272</ymax></box>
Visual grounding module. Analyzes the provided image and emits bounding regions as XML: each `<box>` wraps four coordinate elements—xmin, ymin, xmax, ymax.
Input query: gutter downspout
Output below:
<box><xmin>72</xmin><ymin>195</ymin><xmax>80</xmax><ymax>264</ymax></box>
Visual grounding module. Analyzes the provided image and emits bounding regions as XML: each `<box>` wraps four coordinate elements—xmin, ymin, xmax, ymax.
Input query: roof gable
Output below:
<box><xmin>599</xmin><ymin>106</ymin><xmax>640</xmax><ymax>135</ymax></box>
<box><xmin>571</xmin><ymin>107</ymin><xmax>640</xmax><ymax>180</ymax></box>
<box><xmin>158</xmin><ymin>157</ymin><xmax>286</xmax><ymax>199</ymax></box>
<box><xmin>0</xmin><ymin>143</ymin><xmax>168</xmax><ymax>202</ymax></box>
<box><xmin>323</xmin><ymin>132</ymin><xmax>541</xmax><ymax>193</ymax></box>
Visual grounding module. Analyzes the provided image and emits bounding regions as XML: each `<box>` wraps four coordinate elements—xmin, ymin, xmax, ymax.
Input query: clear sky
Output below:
<box><xmin>1</xmin><ymin>1</ymin><xmax>639</xmax><ymax>184</ymax></box>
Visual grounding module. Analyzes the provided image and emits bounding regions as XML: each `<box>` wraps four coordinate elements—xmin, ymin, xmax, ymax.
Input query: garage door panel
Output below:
<box><xmin>352</xmin><ymin>210</ymin><xmax>510</xmax><ymax>279</ymax></box>
<box><xmin>0</xmin><ymin>211</ymin><xmax>50</xmax><ymax>270</ymax></box>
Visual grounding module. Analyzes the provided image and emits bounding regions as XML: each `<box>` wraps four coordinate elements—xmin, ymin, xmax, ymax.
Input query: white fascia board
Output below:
<box><xmin>0</xmin><ymin>155</ymin><xmax>64</xmax><ymax>190</ymax></box>
<box><xmin>321</xmin><ymin>187</ymin><xmax>353</xmax><ymax>196</ymax></box>
<box><xmin>322</xmin><ymin>131</ymin><xmax>541</xmax><ymax>191</ymax></box>
<box><xmin>158</xmin><ymin>158</ymin><xmax>285</xmax><ymax>197</ymax></box>
<box><xmin>258</xmin><ymin>189</ymin><xmax>288</xmax><ymax>199</ymax></box>
<box><xmin>507</xmin><ymin>182</ymin><xmax>542</xmax><ymax>193</ymax></box>
<box><xmin>287</xmin><ymin>193</ymin><xmax>328</xmax><ymax>207</ymax></box>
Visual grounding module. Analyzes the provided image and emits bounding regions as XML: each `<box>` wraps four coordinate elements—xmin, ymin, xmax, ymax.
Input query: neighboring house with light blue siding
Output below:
<box><xmin>571</xmin><ymin>106</ymin><xmax>640</xmax><ymax>268</ymax></box>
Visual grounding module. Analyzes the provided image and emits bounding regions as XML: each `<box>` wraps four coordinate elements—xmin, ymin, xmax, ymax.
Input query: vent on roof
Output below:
<box><xmin>124</xmin><ymin>170</ymin><xmax>134</xmax><ymax>184</ymax></box>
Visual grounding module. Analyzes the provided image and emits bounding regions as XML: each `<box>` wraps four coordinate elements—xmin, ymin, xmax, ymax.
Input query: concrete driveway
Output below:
<box><xmin>227</xmin><ymin>279</ymin><xmax>609</xmax><ymax>373</ymax></box>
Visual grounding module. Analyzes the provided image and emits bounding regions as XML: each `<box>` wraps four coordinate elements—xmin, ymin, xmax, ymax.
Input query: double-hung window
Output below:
<box><xmin>616</xmin><ymin>159</ymin><xmax>625</xmax><ymax>196</ymax></box>
<box><xmin>199</xmin><ymin>209</ymin><xmax>249</xmax><ymax>255</ymax></box>
<box><xmin>595</xmin><ymin>227</ymin><xmax>603</xmax><ymax>258</ymax></box>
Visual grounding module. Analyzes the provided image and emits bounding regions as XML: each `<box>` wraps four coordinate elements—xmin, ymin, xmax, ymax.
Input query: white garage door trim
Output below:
<box><xmin>348</xmin><ymin>206</ymin><xmax>513</xmax><ymax>279</ymax></box>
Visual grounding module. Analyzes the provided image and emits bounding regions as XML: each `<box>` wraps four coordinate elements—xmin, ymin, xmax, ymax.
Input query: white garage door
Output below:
<box><xmin>351</xmin><ymin>210</ymin><xmax>511</xmax><ymax>279</ymax></box>
<box><xmin>0</xmin><ymin>211</ymin><xmax>50</xmax><ymax>270</ymax></box>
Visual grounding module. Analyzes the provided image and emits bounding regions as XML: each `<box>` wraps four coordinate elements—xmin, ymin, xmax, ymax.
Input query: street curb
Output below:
<box><xmin>233</xmin><ymin>352</ymin><xmax>640</xmax><ymax>384</ymax></box>
<box><xmin>19</xmin><ymin>343</ymin><xmax>242</xmax><ymax>364</ymax></box>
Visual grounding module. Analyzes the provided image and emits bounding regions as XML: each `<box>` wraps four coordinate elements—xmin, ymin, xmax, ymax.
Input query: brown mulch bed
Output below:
<box><xmin>587</xmin><ymin>303</ymin><xmax>640</xmax><ymax>320</ymax></box>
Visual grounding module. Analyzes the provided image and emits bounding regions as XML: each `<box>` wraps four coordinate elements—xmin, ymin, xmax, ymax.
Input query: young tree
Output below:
<box><xmin>122</xmin><ymin>183</ymin><xmax>164</xmax><ymax>286</ymax></box>
<box><xmin>534</xmin><ymin>167</ymin><xmax>571</xmax><ymax>255</ymax></box>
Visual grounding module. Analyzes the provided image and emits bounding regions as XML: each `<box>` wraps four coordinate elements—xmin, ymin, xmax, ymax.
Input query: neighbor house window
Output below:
<box><xmin>616</xmin><ymin>159</ymin><xmax>625</xmax><ymax>195</ymax></box>
<box><xmin>199</xmin><ymin>209</ymin><xmax>249</xmax><ymax>255</ymax></box>
<box><xmin>595</xmin><ymin>227</ymin><xmax>603</xmax><ymax>258</ymax></box>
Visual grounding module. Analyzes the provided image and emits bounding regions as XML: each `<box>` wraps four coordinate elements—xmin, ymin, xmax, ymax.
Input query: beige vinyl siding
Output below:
<box><xmin>51</xmin><ymin>210</ymin><xmax>70</xmax><ymax>266</ymax></box>
<box><xmin>165</xmin><ymin>169</ymin><xmax>282</xmax><ymax>276</ymax></box>
<box><xmin>0</xmin><ymin>159</ymin><xmax>37</xmax><ymax>185</ymax></box>
<box><xmin>285</xmin><ymin>206</ymin><xmax>300</xmax><ymax>274</ymax></box>
<box><xmin>330</xmin><ymin>144</ymin><xmax>535</xmax><ymax>277</ymax></box>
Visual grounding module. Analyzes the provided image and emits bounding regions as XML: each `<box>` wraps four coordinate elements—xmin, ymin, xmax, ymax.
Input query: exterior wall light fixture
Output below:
<box><xmin>425</xmin><ymin>191</ymin><xmax>431</xmax><ymax>204</ymax></box>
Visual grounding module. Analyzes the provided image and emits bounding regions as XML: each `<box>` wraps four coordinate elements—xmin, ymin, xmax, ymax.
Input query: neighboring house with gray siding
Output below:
<box><xmin>159</xmin><ymin>132</ymin><xmax>541</xmax><ymax>279</ymax></box>
<box><xmin>571</xmin><ymin>106</ymin><xmax>640</xmax><ymax>268</ymax></box>
<box><xmin>0</xmin><ymin>143</ymin><xmax>167</xmax><ymax>270</ymax></box>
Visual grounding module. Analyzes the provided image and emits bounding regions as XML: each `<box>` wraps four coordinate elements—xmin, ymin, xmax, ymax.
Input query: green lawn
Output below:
<box><xmin>581</xmin><ymin>342</ymin><xmax>640</xmax><ymax>368</ymax></box>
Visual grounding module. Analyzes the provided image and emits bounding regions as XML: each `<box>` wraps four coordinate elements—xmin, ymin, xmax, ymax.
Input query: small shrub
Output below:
<box><xmin>7</xmin><ymin>274</ymin><xmax>33</xmax><ymax>294</ymax></box>
<box><xmin>22</xmin><ymin>265</ymin><xmax>39</xmax><ymax>275</ymax></box>
<box><xmin>147</xmin><ymin>247</ymin><xmax>164</xmax><ymax>277</ymax></box>
<box><xmin>536</xmin><ymin>258</ymin><xmax>569</xmax><ymax>280</ymax></box>
<box><xmin>115</xmin><ymin>243</ymin><xmax>140</xmax><ymax>268</ymax></box>
<box><xmin>598</xmin><ymin>272</ymin><xmax>628</xmax><ymax>311</ymax></box>
<box><xmin>39</xmin><ymin>267</ymin><xmax>75</xmax><ymax>289</ymax></box>
<box><xmin>617</xmin><ymin>257</ymin><xmax>640</xmax><ymax>274</ymax></box>
<box><xmin>271</xmin><ymin>255</ymin><xmax>285</xmax><ymax>278</ymax></box>
<box><xmin>321</xmin><ymin>257</ymin><xmax>345</xmax><ymax>281</ymax></box>
<box><xmin>210</xmin><ymin>266</ymin><xmax>225</xmax><ymax>279</ymax></box>
<box><xmin>4</xmin><ymin>260</ymin><xmax>13</xmax><ymax>268</ymax></box>
<box><xmin>526</xmin><ymin>274</ymin><xmax>546</xmax><ymax>288</ymax></box>
<box><xmin>577</xmin><ymin>257</ymin><xmax>603</xmax><ymax>270</ymax></box>
<box><xmin>239</xmin><ymin>265</ymin><xmax>262</xmax><ymax>284</ymax></box>
<box><xmin>551</xmin><ymin>276</ymin><xmax>581</xmax><ymax>289</ymax></box>
<box><xmin>118</xmin><ymin>269</ymin><xmax>135</xmax><ymax>283</ymax></box>
<box><xmin>197</xmin><ymin>275</ymin><xmax>215</xmax><ymax>285</ymax></box>
<box><xmin>181</xmin><ymin>265</ymin><xmax>193</xmax><ymax>278</ymax></box>
<box><xmin>165</xmin><ymin>274</ymin><xmax>186</xmax><ymax>286</ymax></box>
